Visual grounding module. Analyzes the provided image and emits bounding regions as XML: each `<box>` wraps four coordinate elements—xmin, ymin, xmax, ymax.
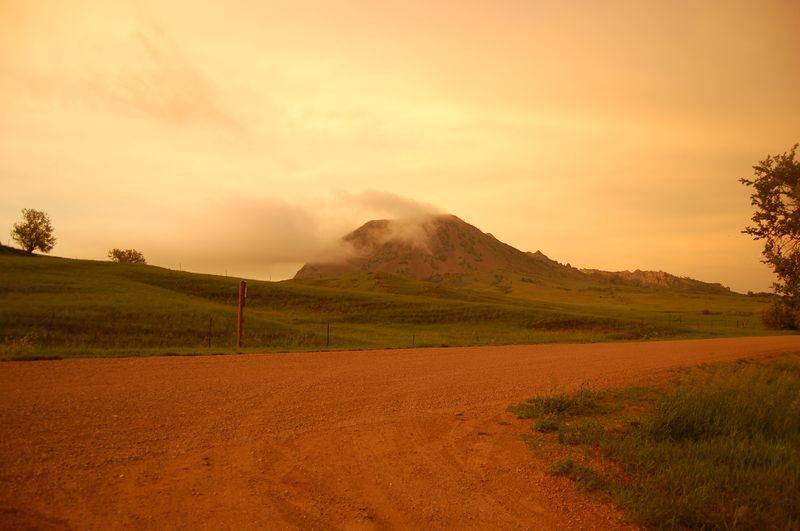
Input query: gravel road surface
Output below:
<box><xmin>1</xmin><ymin>336</ymin><xmax>798</xmax><ymax>529</ymax></box>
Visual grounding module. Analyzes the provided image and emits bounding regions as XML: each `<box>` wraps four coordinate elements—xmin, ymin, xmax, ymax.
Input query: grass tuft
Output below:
<box><xmin>510</xmin><ymin>388</ymin><xmax>603</xmax><ymax>419</ymax></box>
<box><xmin>557</xmin><ymin>420</ymin><xmax>604</xmax><ymax>445</ymax></box>
<box><xmin>550</xmin><ymin>458</ymin><xmax>609</xmax><ymax>491</ymax></box>
<box><xmin>534</xmin><ymin>418</ymin><xmax>561</xmax><ymax>433</ymax></box>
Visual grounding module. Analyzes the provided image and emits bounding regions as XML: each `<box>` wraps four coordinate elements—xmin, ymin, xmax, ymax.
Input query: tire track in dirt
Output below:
<box><xmin>1</xmin><ymin>336</ymin><xmax>798</xmax><ymax>529</ymax></box>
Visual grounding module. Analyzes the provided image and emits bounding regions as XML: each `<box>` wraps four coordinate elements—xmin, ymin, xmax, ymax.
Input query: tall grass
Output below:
<box><xmin>513</xmin><ymin>357</ymin><xmax>800</xmax><ymax>529</ymax></box>
<box><xmin>607</xmin><ymin>360</ymin><xmax>800</xmax><ymax>529</ymax></box>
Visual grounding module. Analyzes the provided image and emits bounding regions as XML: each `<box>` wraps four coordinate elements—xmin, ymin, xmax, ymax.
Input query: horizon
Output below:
<box><xmin>3</xmin><ymin>0</ymin><xmax>799</xmax><ymax>292</ymax></box>
<box><xmin>1</xmin><ymin>211</ymin><xmax>762</xmax><ymax>294</ymax></box>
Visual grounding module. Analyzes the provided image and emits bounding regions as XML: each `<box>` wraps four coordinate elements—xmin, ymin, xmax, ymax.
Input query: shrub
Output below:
<box><xmin>762</xmin><ymin>299</ymin><xmax>800</xmax><ymax>329</ymax></box>
<box><xmin>108</xmin><ymin>248</ymin><xmax>147</xmax><ymax>264</ymax></box>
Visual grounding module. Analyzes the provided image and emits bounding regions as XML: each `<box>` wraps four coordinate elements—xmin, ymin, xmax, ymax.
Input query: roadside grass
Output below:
<box><xmin>511</xmin><ymin>355</ymin><xmax>800</xmax><ymax>529</ymax></box>
<box><xmin>509</xmin><ymin>387</ymin><xmax>605</xmax><ymax>418</ymax></box>
<box><xmin>550</xmin><ymin>458</ymin><xmax>610</xmax><ymax>492</ymax></box>
<box><xmin>0</xmin><ymin>252</ymin><xmax>783</xmax><ymax>359</ymax></box>
<box><xmin>534</xmin><ymin>418</ymin><xmax>562</xmax><ymax>433</ymax></box>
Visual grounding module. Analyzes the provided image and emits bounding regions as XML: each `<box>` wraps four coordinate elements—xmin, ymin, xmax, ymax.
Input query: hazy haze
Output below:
<box><xmin>2</xmin><ymin>0</ymin><xmax>799</xmax><ymax>290</ymax></box>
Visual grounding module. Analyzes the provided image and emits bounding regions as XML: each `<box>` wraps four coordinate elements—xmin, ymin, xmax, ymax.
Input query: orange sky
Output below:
<box><xmin>2</xmin><ymin>0</ymin><xmax>799</xmax><ymax>291</ymax></box>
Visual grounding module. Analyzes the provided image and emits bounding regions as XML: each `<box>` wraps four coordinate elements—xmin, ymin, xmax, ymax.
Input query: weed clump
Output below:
<box><xmin>557</xmin><ymin>420</ymin><xmax>604</xmax><ymax>446</ymax></box>
<box><xmin>534</xmin><ymin>418</ymin><xmax>561</xmax><ymax>433</ymax></box>
<box><xmin>0</xmin><ymin>335</ymin><xmax>35</xmax><ymax>357</ymax></box>
<box><xmin>550</xmin><ymin>458</ymin><xmax>608</xmax><ymax>491</ymax></box>
<box><xmin>510</xmin><ymin>387</ymin><xmax>603</xmax><ymax>419</ymax></box>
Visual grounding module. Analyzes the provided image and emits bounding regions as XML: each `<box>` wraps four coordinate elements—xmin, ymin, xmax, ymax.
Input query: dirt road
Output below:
<box><xmin>1</xmin><ymin>336</ymin><xmax>798</xmax><ymax>530</ymax></box>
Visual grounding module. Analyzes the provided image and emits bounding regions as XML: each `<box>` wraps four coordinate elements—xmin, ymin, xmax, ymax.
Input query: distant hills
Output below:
<box><xmin>580</xmin><ymin>268</ymin><xmax>730</xmax><ymax>293</ymax></box>
<box><xmin>295</xmin><ymin>214</ymin><xmax>731</xmax><ymax>294</ymax></box>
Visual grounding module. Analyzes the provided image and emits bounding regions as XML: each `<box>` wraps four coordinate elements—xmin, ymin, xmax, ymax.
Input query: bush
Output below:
<box><xmin>762</xmin><ymin>299</ymin><xmax>800</xmax><ymax>329</ymax></box>
<box><xmin>108</xmin><ymin>248</ymin><xmax>147</xmax><ymax>264</ymax></box>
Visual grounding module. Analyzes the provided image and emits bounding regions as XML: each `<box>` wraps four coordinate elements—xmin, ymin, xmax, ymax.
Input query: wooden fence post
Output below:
<box><xmin>237</xmin><ymin>281</ymin><xmax>247</xmax><ymax>348</ymax></box>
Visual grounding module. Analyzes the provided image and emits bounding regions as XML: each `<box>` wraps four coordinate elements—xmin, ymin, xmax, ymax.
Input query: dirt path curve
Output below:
<box><xmin>2</xmin><ymin>336</ymin><xmax>799</xmax><ymax>530</ymax></box>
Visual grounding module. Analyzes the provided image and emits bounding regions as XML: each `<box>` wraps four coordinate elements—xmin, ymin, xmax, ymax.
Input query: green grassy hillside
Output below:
<box><xmin>0</xmin><ymin>251</ymin><xmax>785</xmax><ymax>359</ymax></box>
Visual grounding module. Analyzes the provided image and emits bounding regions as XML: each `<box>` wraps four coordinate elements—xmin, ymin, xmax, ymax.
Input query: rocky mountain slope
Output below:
<box><xmin>580</xmin><ymin>269</ymin><xmax>730</xmax><ymax>293</ymax></box>
<box><xmin>295</xmin><ymin>215</ymin><xmax>580</xmax><ymax>281</ymax></box>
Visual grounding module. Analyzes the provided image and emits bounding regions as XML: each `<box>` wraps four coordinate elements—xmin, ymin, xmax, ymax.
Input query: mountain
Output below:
<box><xmin>294</xmin><ymin>214</ymin><xmax>580</xmax><ymax>281</ymax></box>
<box><xmin>294</xmin><ymin>214</ymin><xmax>731</xmax><ymax>293</ymax></box>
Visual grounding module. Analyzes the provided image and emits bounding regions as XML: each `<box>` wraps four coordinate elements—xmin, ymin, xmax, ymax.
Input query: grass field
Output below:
<box><xmin>511</xmin><ymin>355</ymin><xmax>800</xmax><ymax>529</ymax></box>
<box><xmin>0</xmin><ymin>249</ymin><xmax>785</xmax><ymax>359</ymax></box>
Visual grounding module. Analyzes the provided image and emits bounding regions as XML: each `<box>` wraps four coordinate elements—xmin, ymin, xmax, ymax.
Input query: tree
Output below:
<box><xmin>108</xmin><ymin>248</ymin><xmax>147</xmax><ymax>264</ymax></box>
<box><xmin>741</xmin><ymin>143</ymin><xmax>800</xmax><ymax>327</ymax></box>
<box><xmin>11</xmin><ymin>208</ymin><xmax>56</xmax><ymax>254</ymax></box>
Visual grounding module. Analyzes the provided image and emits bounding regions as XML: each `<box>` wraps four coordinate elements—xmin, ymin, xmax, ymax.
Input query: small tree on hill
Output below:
<box><xmin>741</xmin><ymin>143</ymin><xmax>800</xmax><ymax>328</ymax></box>
<box><xmin>108</xmin><ymin>248</ymin><xmax>147</xmax><ymax>264</ymax></box>
<box><xmin>11</xmin><ymin>208</ymin><xmax>56</xmax><ymax>254</ymax></box>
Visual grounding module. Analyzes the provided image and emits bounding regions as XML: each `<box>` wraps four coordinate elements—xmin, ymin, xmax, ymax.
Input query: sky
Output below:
<box><xmin>1</xmin><ymin>0</ymin><xmax>798</xmax><ymax>291</ymax></box>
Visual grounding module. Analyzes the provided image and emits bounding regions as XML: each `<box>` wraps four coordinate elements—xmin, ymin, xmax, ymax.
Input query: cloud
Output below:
<box><xmin>159</xmin><ymin>197</ymin><xmax>321</xmax><ymax>267</ymax></box>
<box><xmin>334</xmin><ymin>189</ymin><xmax>440</xmax><ymax>219</ymax></box>
<box><xmin>99</xmin><ymin>26</ymin><xmax>242</xmax><ymax>129</ymax></box>
<box><xmin>145</xmin><ymin>190</ymin><xmax>442</xmax><ymax>278</ymax></box>
<box><xmin>1</xmin><ymin>6</ymin><xmax>241</xmax><ymax>130</ymax></box>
